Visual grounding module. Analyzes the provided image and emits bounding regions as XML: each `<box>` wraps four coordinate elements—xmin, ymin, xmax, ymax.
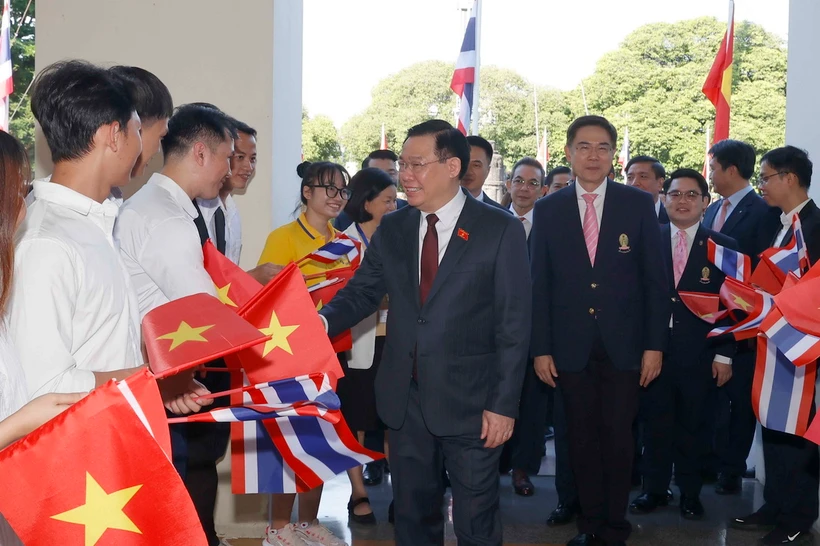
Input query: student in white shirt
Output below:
<box><xmin>116</xmin><ymin>103</ymin><xmax>236</xmax><ymax>546</ymax></box>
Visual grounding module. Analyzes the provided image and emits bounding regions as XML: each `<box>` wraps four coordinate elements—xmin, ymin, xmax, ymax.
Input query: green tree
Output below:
<box><xmin>8</xmin><ymin>0</ymin><xmax>35</xmax><ymax>161</ymax></box>
<box><xmin>302</xmin><ymin>109</ymin><xmax>342</xmax><ymax>162</ymax></box>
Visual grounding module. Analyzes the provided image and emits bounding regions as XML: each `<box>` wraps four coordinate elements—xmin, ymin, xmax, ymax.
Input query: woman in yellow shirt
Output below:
<box><xmin>258</xmin><ymin>161</ymin><xmax>352</xmax><ymax>546</ymax></box>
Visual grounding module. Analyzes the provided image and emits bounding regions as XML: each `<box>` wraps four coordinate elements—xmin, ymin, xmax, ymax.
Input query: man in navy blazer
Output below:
<box><xmin>320</xmin><ymin>120</ymin><xmax>531</xmax><ymax>546</ymax></box>
<box><xmin>530</xmin><ymin>116</ymin><xmax>670</xmax><ymax>546</ymax></box>
<box><xmin>702</xmin><ymin>139</ymin><xmax>780</xmax><ymax>495</ymax></box>
<box><xmin>463</xmin><ymin>135</ymin><xmax>508</xmax><ymax>211</ymax></box>
<box><xmin>629</xmin><ymin>169</ymin><xmax>737</xmax><ymax>520</ymax></box>
<box><xmin>626</xmin><ymin>155</ymin><xmax>669</xmax><ymax>224</ymax></box>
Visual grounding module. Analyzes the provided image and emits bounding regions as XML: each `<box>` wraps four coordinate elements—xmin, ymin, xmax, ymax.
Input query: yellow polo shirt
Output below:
<box><xmin>258</xmin><ymin>213</ymin><xmax>347</xmax><ymax>283</ymax></box>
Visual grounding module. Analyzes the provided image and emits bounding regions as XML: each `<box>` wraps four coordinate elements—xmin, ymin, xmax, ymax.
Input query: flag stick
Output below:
<box><xmin>470</xmin><ymin>0</ymin><xmax>481</xmax><ymax>135</ymax></box>
<box><xmin>533</xmin><ymin>85</ymin><xmax>540</xmax><ymax>153</ymax></box>
<box><xmin>580</xmin><ymin>80</ymin><xmax>590</xmax><ymax>115</ymax></box>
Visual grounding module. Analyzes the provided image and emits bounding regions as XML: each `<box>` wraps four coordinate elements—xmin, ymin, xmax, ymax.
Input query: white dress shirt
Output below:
<box><xmin>654</xmin><ymin>200</ymin><xmax>662</xmax><ymax>218</ymax></box>
<box><xmin>575</xmin><ymin>178</ymin><xmax>608</xmax><ymax>226</ymax></box>
<box><xmin>509</xmin><ymin>204</ymin><xmax>534</xmax><ymax>239</ymax></box>
<box><xmin>343</xmin><ymin>224</ymin><xmax>378</xmax><ymax>370</ymax></box>
<box><xmin>10</xmin><ymin>181</ymin><xmax>142</xmax><ymax>396</ymax></box>
<box><xmin>116</xmin><ymin>173</ymin><xmax>217</xmax><ymax>319</ymax></box>
<box><xmin>0</xmin><ymin>321</ymin><xmax>28</xmax><ymax>420</ymax></box>
<box><xmin>715</xmin><ymin>185</ymin><xmax>754</xmax><ymax>227</ymax></box>
<box><xmin>773</xmin><ymin>199</ymin><xmax>811</xmax><ymax>247</ymax></box>
<box><xmin>196</xmin><ymin>193</ymin><xmax>242</xmax><ymax>265</ymax></box>
<box><xmin>418</xmin><ymin>189</ymin><xmax>468</xmax><ymax>278</ymax></box>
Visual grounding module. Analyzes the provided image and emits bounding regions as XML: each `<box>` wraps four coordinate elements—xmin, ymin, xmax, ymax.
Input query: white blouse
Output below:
<box><xmin>0</xmin><ymin>321</ymin><xmax>28</xmax><ymax>422</ymax></box>
<box><xmin>343</xmin><ymin>224</ymin><xmax>379</xmax><ymax>370</ymax></box>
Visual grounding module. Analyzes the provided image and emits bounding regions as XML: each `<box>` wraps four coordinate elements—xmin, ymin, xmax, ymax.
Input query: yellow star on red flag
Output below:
<box><xmin>156</xmin><ymin>321</ymin><xmax>215</xmax><ymax>351</ymax></box>
<box><xmin>732</xmin><ymin>295</ymin><xmax>752</xmax><ymax>312</ymax></box>
<box><xmin>215</xmin><ymin>283</ymin><xmax>238</xmax><ymax>307</ymax></box>
<box><xmin>259</xmin><ymin>311</ymin><xmax>299</xmax><ymax>357</ymax></box>
<box><xmin>51</xmin><ymin>472</ymin><xmax>142</xmax><ymax>546</ymax></box>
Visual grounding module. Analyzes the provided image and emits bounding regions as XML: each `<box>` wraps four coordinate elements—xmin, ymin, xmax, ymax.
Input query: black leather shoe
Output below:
<box><xmin>547</xmin><ymin>501</ymin><xmax>579</xmax><ymax>526</ymax></box>
<box><xmin>629</xmin><ymin>492</ymin><xmax>669</xmax><ymax>514</ymax></box>
<box><xmin>566</xmin><ymin>533</ymin><xmax>605</xmax><ymax>546</ymax></box>
<box><xmin>512</xmin><ymin>469</ymin><xmax>535</xmax><ymax>496</ymax></box>
<box><xmin>731</xmin><ymin>510</ymin><xmax>777</xmax><ymax>531</ymax></box>
<box><xmin>715</xmin><ymin>472</ymin><xmax>742</xmax><ymax>495</ymax></box>
<box><xmin>665</xmin><ymin>488</ymin><xmax>674</xmax><ymax>502</ymax></box>
<box><xmin>362</xmin><ymin>462</ymin><xmax>383</xmax><ymax>486</ymax></box>
<box><xmin>680</xmin><ymin>495</ymin><xmax>705</xmax><ymax>520</ymax></box>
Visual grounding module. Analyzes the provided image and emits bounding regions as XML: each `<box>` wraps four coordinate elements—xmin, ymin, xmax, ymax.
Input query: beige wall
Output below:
<box><xmin>35</xmin><ymin>0</ymin><xmax>289</xmax><ymax>272</ymax></box>
<box><xmin>36</xmin><ymin>0</ymin><xmax>305</xmax><ymax>537</ymax></box>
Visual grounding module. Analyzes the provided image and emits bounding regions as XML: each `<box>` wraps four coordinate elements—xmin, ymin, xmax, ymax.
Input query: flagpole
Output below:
<box><xmin>580</xmin><ymin>80</ymin><xmax>590</xmax><ymax>115</ymax></box>
<box><xmin>533</xmin><ymin>85</ymin><xmax>540</xmax><ymax>153</ymax></box>
<box><xmin>470</xmin><ymin>0</ymin><xmax>481</xmax><ymax>135</ymax></box>
<box><xmin>727</xmin><ymin>0</ymin><xmax>735</xmax><ymax>57</ymax></box>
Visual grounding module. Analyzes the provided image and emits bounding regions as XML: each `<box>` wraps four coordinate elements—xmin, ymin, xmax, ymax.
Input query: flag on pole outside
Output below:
<box><xmin>702</xmin><ymin>0</ymin><xmax>735</xmax><ymax>143</ymax></box>
<box><xmin>0</xmin><ymin>0</ymin><xmax>13</xmax><ymax>131</ymax></box>
<box><xmin>379</xmin><ymin>124</ymin><xmax>387</xmax><ymax>150</ymax></box>
<box><xmin>450</xmin><ymin>0</ymin><xmax>477</xmax><ymax>135</ymax></box>
<box><xmin>536</xmin><ymin>128</ymin><xmax>549</xmax><ymax>168</ymax></box>
<box><xmin>617</xmin><ymin>127</ymin><xmax>630</xmax><ymax>178</ymax></box>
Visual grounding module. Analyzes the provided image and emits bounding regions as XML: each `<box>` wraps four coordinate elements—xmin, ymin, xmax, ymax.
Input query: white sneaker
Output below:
<box><xmin>294</xmin><ymin>520</ymin><xmax>348</xmax><ymax>546</ymax></box>
<box><xmin>263</xmin><ymin>524</ymin><xmax>311</xmax><ymax>546</ymax></box>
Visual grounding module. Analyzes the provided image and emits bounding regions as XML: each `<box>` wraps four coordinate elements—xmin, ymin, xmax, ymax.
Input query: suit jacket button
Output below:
<box><xmin>671</xmin><ymin>297</ymin><xmax>677</xmax><ymax>302</ymax></box>
<box><xmin>588</xmin><ymin>308</ymin><xmax>595</xmax><ymax>315</ymax></box>
<box><xmin>591</xmin><ymin>283</ymin><xmax>598</xmax><ymax>289</ymax></box>
<box><xmin>417</xmin><ymin>318</ymin><xmax>426</xmax><ymax>324</ymax></box>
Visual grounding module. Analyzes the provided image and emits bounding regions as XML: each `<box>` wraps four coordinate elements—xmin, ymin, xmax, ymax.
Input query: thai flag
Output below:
<box><xmin>762</xmin><ymin>308</ymin><xmax>820</xmax><ymax>368</ymax></box>
<box><xmin>708</xmin><ymin>237</ymin><xmax>751</xmax><ymax>283</ymax></box>
<box><xmin>0</xmin><ymin>0</ymin><xmax>13</xmax><ymax>131</ymax></box>
<box><xmin>450</xmin><ymin>0</ymin><xmax>477</xmax><ymax>135</ymax></box>
<box><xmin>752</xmin><ymin>334</ymin><xmax>816</xmax><ymax>436</ymax></box>
<box><xmin>231</xmin><ymin>371</ymin><xmax>382</xmax><ymax>494</ymax></box>
<box><xmin>302</xmin><ymin>234</ymin><xmax>360</xmax><ymax>267</ymax></box>
<box><xmin>761</xmin><ymin>214</ymin><xmax>809</xmax><ymax>280</ymax></box>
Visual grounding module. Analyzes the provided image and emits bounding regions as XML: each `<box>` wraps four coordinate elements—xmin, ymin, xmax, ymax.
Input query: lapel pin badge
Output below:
<box><xmin>458</xmin><ymin>228</ymin><xmax>469</xmax><ymax>241</ymax></box>
<box><xmin>700</xmin><ymin>266</ymin><xmax>711</xmax><ymax>284</ymax></box>
<box><xmin>618</xmin><ymin>233</ymin><xmax>631</xmax><ymax>253</ymax></box>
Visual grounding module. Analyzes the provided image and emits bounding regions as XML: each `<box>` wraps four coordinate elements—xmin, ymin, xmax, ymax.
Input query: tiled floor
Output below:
<box><xmin>225</xmin><ymin>471</ymin><xmax>796</xmax><ymax>546</ymax></box>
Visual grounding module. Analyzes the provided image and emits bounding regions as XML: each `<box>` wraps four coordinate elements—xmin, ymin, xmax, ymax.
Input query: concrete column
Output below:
<box><xmin>35</xmin><ymin>0</ymin><xmax>304</xmax><ymax>537</ymax></box>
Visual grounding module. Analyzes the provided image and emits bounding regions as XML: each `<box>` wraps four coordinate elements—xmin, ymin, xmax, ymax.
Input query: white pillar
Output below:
<box><xmin>786</xmin><ymin>0</ymin><xmax>820</xmax><ymax>203</ymax></box>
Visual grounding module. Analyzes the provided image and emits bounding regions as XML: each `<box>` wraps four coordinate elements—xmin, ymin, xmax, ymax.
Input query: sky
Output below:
<box><xmin>302</xmin><ymin>0</ymin><xmax>790</xmax><ymax>127</ymax></box>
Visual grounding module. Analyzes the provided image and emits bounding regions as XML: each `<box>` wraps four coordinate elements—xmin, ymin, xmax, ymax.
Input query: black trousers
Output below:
<box><xmin>390</xmin><ymin>382</ymin><xmax>502</xmax><ymax>546</ymax></box>
<box><xmin>560</xmin><ymin>337</ymin><xmax>640</xmax><ymax>543</ymax></box>
<box><xmin>714</xmin><ymin>346</ymin><xmax>757</xmax><ymax>476</ymax></box>
<box><xmin>183</xmin><ymin>362</ymin><xmax>231</xmax><ymax>546</ymax></box>
<box><xmin>508</xmin><ymin>359</ymin><xmax>550</xmax><ymax>475</ymax></box>
<box><xmin>641</xmin><ymin>355</ymin><xmax>713</xmax><ymax>497</ymax></box>
<box><xmin>759</xmin><ymin>425</ymin><xmax>820</xmax><ymax>532</ymax></box>
<box><xmin>552</xmin><ymin>382</ymin><xmax>577</xmax><ymax>505</ymax></box>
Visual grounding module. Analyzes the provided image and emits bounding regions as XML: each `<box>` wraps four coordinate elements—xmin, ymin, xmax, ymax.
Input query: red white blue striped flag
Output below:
<box><xmin>450</xmin><ymin>0</ymin><xmax>477</xmax><ymax>135</ymax></box>
<box><xmin>708</xmin><ymin>237</ymin><xmax>751</xmax><ymax>283</ymax></box>
<box><xmin>300</xmin><ymin>234</ymin><xmax>360</xmax><ymax>267</ymax></box>
<box><xmin>0</xmin><ymin>0</ymin><xmax>13</xmax><ymax>131</ymax></box>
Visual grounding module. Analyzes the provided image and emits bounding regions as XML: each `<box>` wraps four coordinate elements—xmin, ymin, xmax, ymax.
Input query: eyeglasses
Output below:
<box><xmin>574</xmin><ymin>143</ymin><xmax>613</xmax><ymax>157</ymax></box>
<box><xmin>665</xmin><ymin>190</ymin><xmax>706</xmax><ymax>201</ymax></box>
<box><xmin>308</xmin><ymin>184</ymin><xmax>351</xmax><ymax>200</ymax></box>
<box><xmin>397</xmin><ymin>157</ymin><xmax>450</xmax><ymax>173</ymax></box>
<box><xmin>511</xmin><ymin>178</ymin><xmax>542</xmax><ymax>189</ymax></box>
<box><xmin>757</xmin><ymin>171</ymin><xmax>791</xmax><ymax>186</ymax></box>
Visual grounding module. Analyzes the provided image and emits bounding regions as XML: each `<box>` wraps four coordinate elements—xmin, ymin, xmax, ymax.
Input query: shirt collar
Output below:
<box><xmin>509</xmin><ymin>203</ymin><xmax>534</xmax><ymax>223</ymax></box>
<box><xmin>297</xmin><ymin>212</ymin><xmax>336</xmax><ymax>240</ymax></box>
<box><xmin>780</xmin><ymin>198</ymin><xmax>812</xmax><ymax>227</ymax></box>
<box><xmin>31</xmin><ymin>180</ymin><xmax>119</xmax><ymax>218</ymax></box>
<box><xmin>148</xmin><ymin>173</ymin><xmax>199</xmax><ymax>219</ymax></box>
<box><xmin>725</xmin><ymin>184</ymin><xmax>754</xmax><ymax>207</ymax></box>
<box><xmin>671</xmin><ymin>222</ymin><xmax>700</xmax><ymax>241</ymax></box>
<box><xmin>654</xmin><ymin>200</ymin><xmax>661</xmax><ymax>216</ymax></box>
<box><xmin>575</xmin><ymin>178</ymin><xmax>608</xmax><ymax>201</ymax></box>
<box><xmin>425</xmin><ymin>188</ymin><xmax>467</xmax><ymax>224</ymax></box>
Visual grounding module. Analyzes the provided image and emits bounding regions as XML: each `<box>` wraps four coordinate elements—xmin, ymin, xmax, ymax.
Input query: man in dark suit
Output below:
<box><xmin>702</xmin><ymin>139</ymin><xmax>780</xmax><ymax>495</ymax></box>
<box><xmin>629</xmin><ymin>169</ymin><xmax>737</xmax><ymax>520</ymax></box>
<box><xmin>531</xmin><ymin>115</ymin><xmax>669</xmax><ymax>546</ymax></box>
<box><xmin>335</xmin><ymin>149</ymin><xmax>408</xmax><ymax>232</ymax></box>
<box><xmin>463</xmin><ymin>135</ymin><xmax>508</xmax><ymax>210</ymax></box>
<box><xmin>320</xmin><ymin>120</ymin><xmax>531</xmax><ymax>546</ymax></box>
<box><xmin>626</xmin><ymin>155</ymin><xmax>669</xmax><ymax>224</ymax></box>
<box><xmin>731</xmin><ymin>146</ymin><xmax>820</xmax><ymax>546</ymax></box>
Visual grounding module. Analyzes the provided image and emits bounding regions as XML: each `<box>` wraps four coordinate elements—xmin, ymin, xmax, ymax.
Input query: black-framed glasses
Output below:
<box><xmin>666</xmin><ymin>190</ymin><xmax>706</xmax><ymax>201</ymax></box>
<box><xmin>757</xmin><ymin>171</ymin><xmax>791</xmax><ymax>186</ymax></box>
<box><xmin>308</xmin><ymin>184</ymin><xmax>351</xmax><ymax>200</ymax></box>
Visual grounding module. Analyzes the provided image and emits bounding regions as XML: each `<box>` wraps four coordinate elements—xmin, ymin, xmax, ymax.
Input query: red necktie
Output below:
<box><xmin>419</xmin><ymin>214</ymin><xmax>439</xmax><ymax>305</ymax></box>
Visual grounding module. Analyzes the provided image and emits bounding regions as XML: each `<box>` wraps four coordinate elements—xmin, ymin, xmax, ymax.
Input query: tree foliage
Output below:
<box><xmin>338</xmin><ymin>17</ymin><xmax>786</xmax><ymax>174</ymax></box>
<box><xmin>8</xmin><ymin>0</ymin><xmax>35</xmax><ymax>162</ymax></box>
<box><xmin>302</xmin><ymin>108</ymin><xmax>342</xmax><ymax>163</ymax></box>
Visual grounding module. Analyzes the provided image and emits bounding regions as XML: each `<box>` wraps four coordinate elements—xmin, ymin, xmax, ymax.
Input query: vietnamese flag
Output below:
<box><xmin>702</xmin><ymin>0</ymin><xmax>735</xmax><ymax>143</ymax></box>
<box><xmin>750</xmin><ymin>255</ymin><xmax>786</xmax><ymax>295</ymax></box>
<box><xmin>143</xmin><ymin>293</ymin><xmax>269</xmax><ymax>378</ymax></box>
<box><xmin>0</xmin><ymin>369</ymin><xmax>206</xmax><ymax>545</ymax></box>
<box><xmin>678</xmin><ymin>291</ymin><xmax>727</xmax><ymax>324</ymax></box>
<box><xmin>310</xmin><ymin>266</ymin><xmax>357</xmax><ymax>353</ymax></box>
<box><xmin>774</xmin><ymin>273</ymin><xmax>820</xmax><ymax>338</ymax></box>
<box><xmin>230</xmin><ymin>263</ymin><xmax>343</xmax><ymax>387</ymax></box>
<box><xmin>203</xmin><ymin>240</ymin><xmax>262</xmax><ymax>309</ymax></box>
